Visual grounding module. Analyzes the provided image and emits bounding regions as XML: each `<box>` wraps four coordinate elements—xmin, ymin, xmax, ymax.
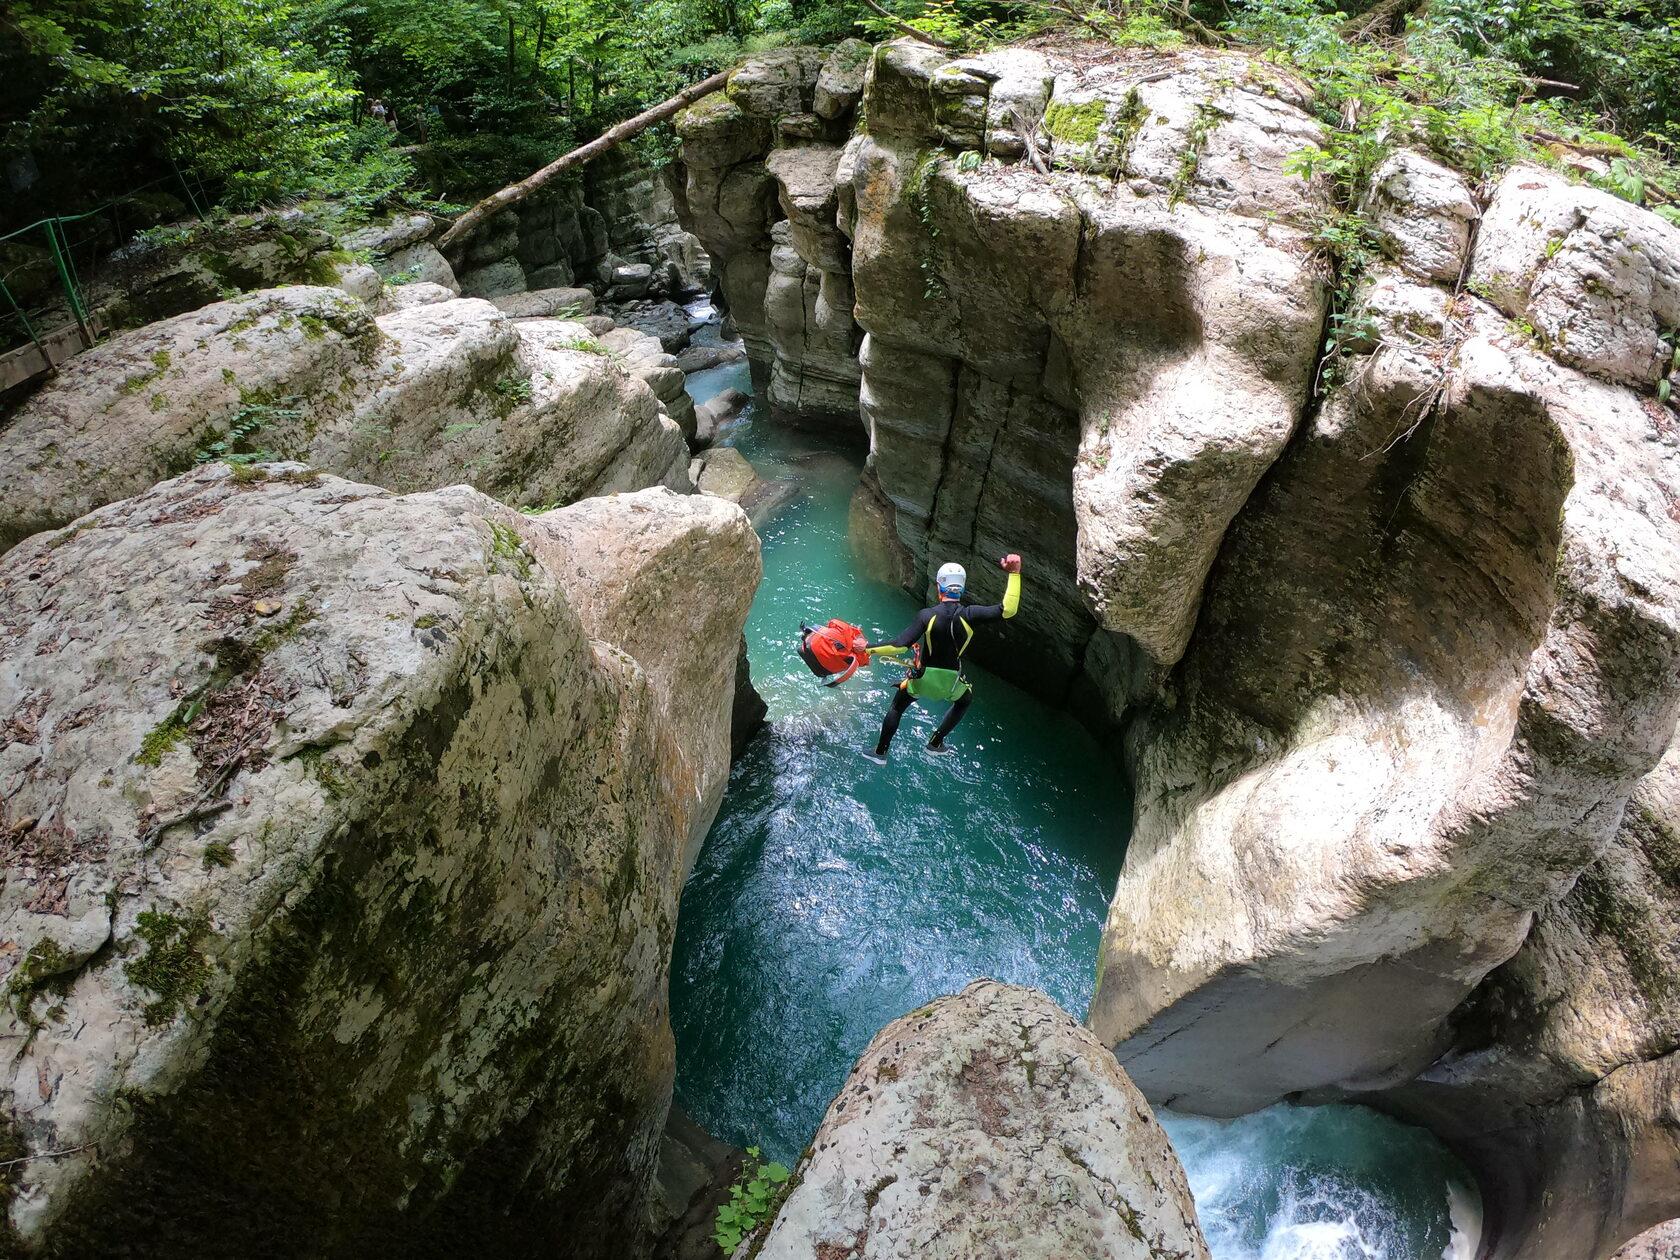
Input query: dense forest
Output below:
<box><xmin>3</xmin><ymin>0</ymin><xmax>1679</xmax><ymax>235</ymax></box>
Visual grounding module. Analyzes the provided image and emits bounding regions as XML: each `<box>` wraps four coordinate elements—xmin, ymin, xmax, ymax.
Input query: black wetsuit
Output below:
<box><xmin>871</xmin><ymin>595</ymin><xmax>1011</xmax><ymax>754</ymax></box>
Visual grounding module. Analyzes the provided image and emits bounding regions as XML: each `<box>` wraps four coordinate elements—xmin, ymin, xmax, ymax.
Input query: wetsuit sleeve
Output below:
<box><xmin>871</xmin><ymin>607</ymin><xmax>932</xmax><ymax>650</ymax></box>
<box><xmin>960</xmin><ymin>573</ymin><xmax>1022</xmax><ymax>621</ymax></box>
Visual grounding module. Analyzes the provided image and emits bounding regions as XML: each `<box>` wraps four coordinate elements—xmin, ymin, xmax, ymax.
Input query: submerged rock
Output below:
<box><xmin>0</xmin><ymin>467</ymin><xmax>757</xmax><ymax>1254</ymax></box>
<box><xmin>0</xmin><ymin>286</ymin><xmax>691</xmax><ymax>551</ymax></box>
<box><xmin>750</xmin><ymin>981</ymin><xmax>1208</xmax><ymax>1260</ymax></box>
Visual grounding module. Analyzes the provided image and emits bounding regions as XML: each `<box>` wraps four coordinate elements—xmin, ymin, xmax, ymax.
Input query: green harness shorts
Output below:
<box><xmin>905</xmin><ymin>667</ymin><xmax>970</xmax><ymax>702</ymax></box>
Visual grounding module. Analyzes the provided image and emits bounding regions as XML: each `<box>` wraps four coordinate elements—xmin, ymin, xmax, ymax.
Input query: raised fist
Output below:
<box><xmin>1000</xmin><ymin>553</ymin><xmax>1022</xmax><ymax>573</ymax></box>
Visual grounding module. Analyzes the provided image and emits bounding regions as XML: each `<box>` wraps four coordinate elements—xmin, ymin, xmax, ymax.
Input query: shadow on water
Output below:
<box><xmin>669</xmin><ymin>319</ymin><xmax>1481</xmax><ymax>1258</ymax></box>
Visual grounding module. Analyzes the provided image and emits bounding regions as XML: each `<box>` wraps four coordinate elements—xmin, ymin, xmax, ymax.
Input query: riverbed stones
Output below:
<box><xmin>0</xmin><ymin>463</ymin><xmax>759</xmax><ymax>1253</ymax></box>
<box><xmin>750</xmin><ymin>980</ymin><xmax>1209</xmax><ymax>1260</ymax></box>
<box><xmin>0</xmin><ymin>288</ymin><xmax>691</xmax><ymax>551</ymax></box>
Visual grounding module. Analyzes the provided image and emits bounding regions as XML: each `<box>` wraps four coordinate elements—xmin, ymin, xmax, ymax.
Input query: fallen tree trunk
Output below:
<box><xmin>436</xmin><ymin>70</ymin><xmax>729</xmax><ymax>253</ymax></box>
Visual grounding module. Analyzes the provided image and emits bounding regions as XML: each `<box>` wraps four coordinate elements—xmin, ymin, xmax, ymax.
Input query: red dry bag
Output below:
<box><xmin>797</xmin><ymin>619</ymin><xmax>870</xmax><ymax>687</ymax></box>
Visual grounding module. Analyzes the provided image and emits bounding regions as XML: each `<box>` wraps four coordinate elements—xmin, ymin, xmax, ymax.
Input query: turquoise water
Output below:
<box><xmin>670</xmin><ymin>332</ymin><xmax>1480</xmax><ymax>1258</ymax></box>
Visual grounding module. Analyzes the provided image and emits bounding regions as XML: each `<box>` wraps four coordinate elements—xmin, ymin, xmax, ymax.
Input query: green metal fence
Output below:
<box><xmin>1</xmin><ymin>166</ymin><xmax>212</xmax><ymax>392</ymax></box>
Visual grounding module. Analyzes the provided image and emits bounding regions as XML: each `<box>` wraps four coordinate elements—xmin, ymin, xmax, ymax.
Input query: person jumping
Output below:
<box><xmin>862</xmin><ymin>552</ymin><xmax>1022</xmax><ymax>763</ymax></box>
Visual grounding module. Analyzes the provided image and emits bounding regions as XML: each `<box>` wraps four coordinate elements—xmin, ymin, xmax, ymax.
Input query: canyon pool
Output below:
<box><xmin>671</xmin><ymin>340</ymin><xmax>1480</xmax><ymax>1260</ymax></box>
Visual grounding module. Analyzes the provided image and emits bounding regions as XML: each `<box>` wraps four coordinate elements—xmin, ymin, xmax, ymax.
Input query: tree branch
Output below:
<box><xmin>436</xmin><ymin>70</ymin><xmax>730</xmax><ymax>253</ymax></box>
<box><xmin>859</xmin><ymin>0</ymin><xmax>959</xmax><ymax>49</ymax></box>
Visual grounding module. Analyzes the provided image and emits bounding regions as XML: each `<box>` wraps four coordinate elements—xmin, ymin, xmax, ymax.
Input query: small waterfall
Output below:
<box><xmin>1160</xmin><ymin>1105</ymin><xmax>1482</xmax><ymax>1260</ymax></box>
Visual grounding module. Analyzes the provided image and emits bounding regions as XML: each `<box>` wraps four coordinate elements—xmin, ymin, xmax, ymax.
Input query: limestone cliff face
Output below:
<box><xmin>0</xmin><ymin>467</ymin><xmax>759</xmax><ymax>1254</ymax></box>
<box><xmin>682</xmin><ymin>40</ymin><xmax>1332</xmax><ymax>700</ymax></box>
<box><xmin>1087</xmin><ymin>159</ymin><xmax>1680</xmax><ymax>1161</ymax></box>
<box><xmin>676</xmin><ymin>43</ymin><xmax>868</xmax><ymax>426</ymax></box>
<box><xmin>0</xmin><ymin>286</ymin><xmax>692</xmax><ymax>552</ymax></box>
<box><xmin>448</xmin><ymin>149</ymin><xmax>709</xmax><ymax>301</ymax></box>
<box><xmin>750</xmin><ymin>981</ymin><xmax>1208</xmax><ymax>1260</ymax></box>
<box><xmin>677</xmin><ymin>37</ymin><xmax>1680</xmax><ymax>1259</ymax></box>
<box><xmin>1384</xmin><ymin>742</ymin><xmax>1680</xmax><ymax>1260</ymax></box>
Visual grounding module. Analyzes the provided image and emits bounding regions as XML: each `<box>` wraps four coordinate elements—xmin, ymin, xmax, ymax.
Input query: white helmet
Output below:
<box><xmin>936</xmin><ymin>561</ymin><xmax>966</xmax><ymax>597</ymax></box>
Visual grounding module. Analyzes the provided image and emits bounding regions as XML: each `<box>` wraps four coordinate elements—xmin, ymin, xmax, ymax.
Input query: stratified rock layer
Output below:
<box><xmin>0</xmin><ymin>468</ymin><xmax>758</xmax><ymax>1256</ymax></box>
<box><xmin>842</xmin><ymin>43</ymin><xmax>1330</xmax><ymax>700</ymax></box>
<box><xmin>752</xmin><ymin>981</ymin><xmax>1209</xmax><ymax>1260</ymax></box>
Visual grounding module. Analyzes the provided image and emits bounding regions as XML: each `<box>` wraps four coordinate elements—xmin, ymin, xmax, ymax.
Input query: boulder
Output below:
<box><xmin>749</xmin><ymin>981</ymin><xmax>1209</xmax><ymax>1260</ymax></box>
<box><xmin>724</xmin><ymin>47</ymin><xmax>826</xmax><ymax>120</ymax></box>
<box><xmin>328</xmin><ymin>260</ymin><xmax>383</xmax><ymax>303</ymax></box>
<box><xmin>0</xmin><ymin>466</ymin><xmax>758</xmax><ymax>1254</ymax></box>
<box><xmin>339</xmin><ymin>212</ymin><xmax>435</xmax><ymax>257</ymax></box>
<box><xmin>374</xmin><ymin>241</ymin><xmax>458</xmax><ymax>292</ymax></box>
<box><xmin>606</xmin><ymin>299</ymin><xmax>694</xmax><ymax>353</ymax></box>
<box><xmin>1471</xmin><ymin>164</ymin><xmax>1680</xmax><ymax>389</ymax></box>
<box><xmin>673</xmin><ymin>343</ymin><xmax>746</xmax><ymax>374</ymax></box>
<box><xmin>521</xmin><ymin>489</ymin><xmax>761</xmax><ymax>867</ymax></box>
<box><xmin>0</xmin><ymin>287</ymin><xmax>378</xmax><ymax>551</ymax></box>
<box><xmin>98</xmin><ymin>208</ymin><xmax>343</xmax><ymax>328</ymax></box>
<box><xmin>691</xmin><ymin>446</ymin><xmax>794</xmax><ymax>527</ymax></box>
<box><xmin>931</xmin><ymin>49</ymin><xmax>1053</xmax><ymax>159</ymax></box>
<box><xmin>490</xmin><ymin>287</ymin><xmax>597</xmax><ymax>319</ymax></box>
<box><xmin>694</xmin><ymin>387</ymin><xmax>750</xmax><ymax>448</ymax></box>
<box><xmin>0</xmin><ymin>288</ymin><xmax>691</xmax><ymax>551</ymax></box>
<box><xmin>1616</xmin><ymin>1221</ymin><xmax>1680</xmax><ymax>1260</ymax></box>
<box><xmin>814</xmin><ymin>39</ymin><xmax>872</xmax><ymax>120</ymax></box>
<box><xmin>525</xmin><ymin>261</ymin><xmax>576</xmax><ymax>289</ymax></box>
<box><xmin>374</xmin><ymin>280</ymin><xmax>461</xmax><ymax>313</ymax></box>
<box><xmin>1362</xmin><ymin>148</ymin><xmax>1480</xmax><ymax>282</ymax></box>
<box><xmin>597</xmin><ymin>325</ymin><xmax>697</xmax><ymax>444</ymax></box>
<box><xmin>456</xmin><ymin>257</ymin><xmax>528</xmax><ymax>300</ymax></box>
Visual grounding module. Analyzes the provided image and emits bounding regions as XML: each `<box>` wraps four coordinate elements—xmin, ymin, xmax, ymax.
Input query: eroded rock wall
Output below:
<box><xmin>845</xmin><ymin>42</ymin><xmax>1331</xmax><ymax>702</ymax></box>
<box><xmin>751</xmin><ymin>980</ymin><xmax>1208</xmax><ymax>1260</ymax></box>
<box><xmin>0</xmin><ymin>467</ymin><xmax>758</xmax><ymax>1255</ymax></box>
<box><xmin>1383</xmin><ymin>742</ymin><xmax>1680</xmax><ymax>1260</ymax></box>
<box><xmin>1088</xmin><ymin>161</ymin><xmax>1680</xmax><ymax>1257</ymax></box>
<box><xmin>676</xmin><ymin>43</ymin><xmax>867</xmax><ymax>424</ymax></box>
<box><xmin>671</xmin><ymin>40</ymin><xmax>1680</xmax><ymax>1257</ymax></box>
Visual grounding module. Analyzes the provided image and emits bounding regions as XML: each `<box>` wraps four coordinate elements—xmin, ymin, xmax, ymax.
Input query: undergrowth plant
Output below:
<box><xmin>712</xmin><ymin>1146</ymin><xmax>791</xmax><ymax>1255</ymax></box>
<box><xmin>193</xmin><ymin>397</ymin><xmax>304</xmax><ymax>466</ymax></box>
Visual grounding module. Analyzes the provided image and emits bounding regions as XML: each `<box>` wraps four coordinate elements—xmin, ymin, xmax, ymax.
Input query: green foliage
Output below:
<box><xmin>494</xmin><ymin>375</ymin><xmax>534</xmax><ymax>402</ymax></box>
<box><xmin>193</xmin><ymin>396</ymin><xmax>305</xmax><ymax>466</ymax></box>
<box><xmin>712</xmin><ymin>1147</ymin><xmax>792</xmax><ymax>1254</ymax></box>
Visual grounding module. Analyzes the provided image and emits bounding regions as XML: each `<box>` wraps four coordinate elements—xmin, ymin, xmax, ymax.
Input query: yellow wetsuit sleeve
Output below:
<box><xmin>870</xmin><ymin>644</ymin><xmax>910</xmax><ymax>658</ymax></box>
<box><xmin>1002</xmin><ymin>571</ymin><xmax>1021</xmax><ymax>619</ymax></box>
